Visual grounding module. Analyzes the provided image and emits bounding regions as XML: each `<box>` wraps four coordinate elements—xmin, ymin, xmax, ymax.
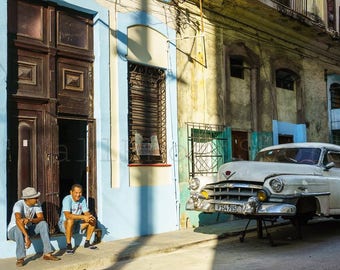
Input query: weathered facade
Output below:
<box><xmin>176</xmin><ymin>0</ymin><xmax>340</xmax><ymax>228</ymax></box>
<box><xmin>1</xmin><ymin>0</ymin><xmax>340</xmax><ymax>259</ymax></box>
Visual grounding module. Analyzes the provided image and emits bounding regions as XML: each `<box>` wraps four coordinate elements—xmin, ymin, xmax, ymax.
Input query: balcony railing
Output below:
<box><xmin>258</xmin><ymin>0</ymin><xmax>325</xmax><ymax>27</ymax></box>
<box><xmin>276</xmin><ymin>0</ymin><xmax>307</xmax><ymax>16</ymax></box>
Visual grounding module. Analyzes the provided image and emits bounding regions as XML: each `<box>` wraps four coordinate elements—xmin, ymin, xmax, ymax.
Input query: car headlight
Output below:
<box><xmin>257</xmin><ymin>190</ymin><xmax>268</xmax><ymax>202</ymax></box>
<box><xmin>270</xmin><ymin>178</ymin><xmax>284</xmax><ymax>193</ymax></box>
<box><xmin>188</xmin><ymin>177</ymin><xmax>200</xmax><ymax>190</ymax></box>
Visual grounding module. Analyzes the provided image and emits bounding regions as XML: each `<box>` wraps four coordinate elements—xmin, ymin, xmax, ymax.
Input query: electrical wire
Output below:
<box><xmin>112</xmin><ymin>0</ymin><xmax>340</xmax><ymax>67</ymax></box>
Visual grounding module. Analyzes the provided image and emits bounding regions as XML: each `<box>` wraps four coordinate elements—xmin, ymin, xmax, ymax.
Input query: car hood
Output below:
<box><xmin>217</xmin><ymin>161</ymin><xmax>322</xmax><ymax>182</ymax></box>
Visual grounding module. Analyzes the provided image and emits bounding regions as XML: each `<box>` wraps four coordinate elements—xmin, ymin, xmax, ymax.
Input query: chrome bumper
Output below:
<box><xmin>186</xmin><ymin>196</ymin><xmax>296</xmax><ymax>216</ymax></box>
<box><xmin>186</xmin><ymin>197</ymin><xmax>215</xmax><ymax>213</ymax></box>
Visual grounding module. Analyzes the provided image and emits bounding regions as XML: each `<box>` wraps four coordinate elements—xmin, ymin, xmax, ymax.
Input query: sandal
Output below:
<box><xmin>43</xmin><ymin>254</ymin><xmax>61</xmax><ymax>261</ymax></box>
<box><xmin>16</xmin><ymin>258</ymin><xmax>24</xmax><ymax>267</ymax></box>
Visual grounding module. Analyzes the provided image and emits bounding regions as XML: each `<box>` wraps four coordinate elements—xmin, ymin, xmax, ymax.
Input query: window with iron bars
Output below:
<box><xmin>187</xmin><ymin>123</ymin><xmax>229</xmax><ymax>178</ymax></box>
<box><xmin>332</xmin><ymin>130</ymin><xmax>340</xmax><ymax>146</ymax></box>
<box><xmin>128</xmin><ymin>62</ymin><xmax>167</xmax><ymax>164</ymax></box>
<box><xmin>330</xmin><ymin>83</ymin><xmax>340</xmax><ymax>109</ymax></box>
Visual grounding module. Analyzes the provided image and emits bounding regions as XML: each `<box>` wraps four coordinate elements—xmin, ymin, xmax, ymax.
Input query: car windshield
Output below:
<box><xmin>255</xmin><ymin>147</ymin><xmax>321</xmax><ymax>165</ymax></box>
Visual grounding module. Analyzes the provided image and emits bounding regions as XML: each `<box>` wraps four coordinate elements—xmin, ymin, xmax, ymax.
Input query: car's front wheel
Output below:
<box><xmin>291</xmin><ymin>197</ymin><xmax>317</xmax><ymax>238</ymax></box>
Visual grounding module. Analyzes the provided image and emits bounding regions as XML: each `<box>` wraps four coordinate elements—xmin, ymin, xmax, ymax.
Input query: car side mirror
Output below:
<box><xmin>324</xmin><ymin>162</ymin><xmax>335</xmax><ymax>170</ymax></box>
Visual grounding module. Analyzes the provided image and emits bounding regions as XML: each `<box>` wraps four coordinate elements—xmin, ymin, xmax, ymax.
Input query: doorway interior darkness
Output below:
<box><xmin>279</xmin><ymin>134</ymin><xmax>294</xmax><ymax>144</ymax></box>
<box><xmin>59</xmin><ymin>119</ymin><xmax>88</xmax><ymax>204</ymax></box>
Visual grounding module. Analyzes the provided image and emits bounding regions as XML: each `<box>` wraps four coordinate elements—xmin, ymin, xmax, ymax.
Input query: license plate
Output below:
<box><xmin>215</xmin><ymin>204</ymin><xmax>242</xmax><ymax>213</ymax></box>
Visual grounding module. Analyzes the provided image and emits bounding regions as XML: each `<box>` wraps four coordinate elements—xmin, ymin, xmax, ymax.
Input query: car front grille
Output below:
<box><xmin>206</xmin><ymin>181</ymin><xmax>263</xmax><ymax>202</ymax></box>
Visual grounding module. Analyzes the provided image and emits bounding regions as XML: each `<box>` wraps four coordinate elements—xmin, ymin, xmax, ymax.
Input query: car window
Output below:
<box><xmin>326</xmin><ymin>151</ymin><xmax>340</xmax><ymax>168</ymax></box>
<box><xmin>255</xmin><ymin>147</ymin><xmax>321</xmax><ymax>165</ymax></box>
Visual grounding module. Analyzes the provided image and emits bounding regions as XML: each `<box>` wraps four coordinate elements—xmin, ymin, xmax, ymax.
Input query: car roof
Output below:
<box><xmin>259</xmin><ymin>142</ymin><xmax>340</xmax><ymax>152</ymax></box>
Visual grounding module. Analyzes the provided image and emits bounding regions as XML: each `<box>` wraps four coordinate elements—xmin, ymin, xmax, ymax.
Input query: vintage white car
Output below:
<box><xmin>186</xmin><ymin>142</ymin><xmax>340</xmax><ymax>225</ymax></box>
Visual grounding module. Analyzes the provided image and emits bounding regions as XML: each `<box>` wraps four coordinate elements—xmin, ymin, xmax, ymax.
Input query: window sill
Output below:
<box><xmin>128</xmin><ymin>164</ymin><xmax>172</xmax><ymax>167</ymax></box>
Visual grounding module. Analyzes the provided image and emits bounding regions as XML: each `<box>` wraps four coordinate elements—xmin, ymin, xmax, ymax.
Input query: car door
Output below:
<box><xmin>324</xmin><ymin>151</ymin><xmax>340</xmax><ymax>213</ymax></box>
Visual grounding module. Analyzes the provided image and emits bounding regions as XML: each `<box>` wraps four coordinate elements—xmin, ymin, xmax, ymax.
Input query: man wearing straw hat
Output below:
<box><xmin>7</xmin><ymin>187</ymin><xmax>61</xmax><ymax>267</ymax></box>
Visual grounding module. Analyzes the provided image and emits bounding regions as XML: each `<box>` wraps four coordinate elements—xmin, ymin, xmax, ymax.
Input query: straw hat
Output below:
<box><xmin>21</xmin><ymin>187</ymin><xmax>41</xmax><ymax>199</ymax></box>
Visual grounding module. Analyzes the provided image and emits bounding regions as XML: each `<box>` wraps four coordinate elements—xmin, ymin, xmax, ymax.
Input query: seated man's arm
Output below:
<box><xmin>14</xmin><ymin>212</ymin><xmax>31</xmax><ymax>248</ymax></box>
<box><xmin>64</xmin><ymin>211</ymin><xmax>94</xmax><ymax>223</ymax></box>
<box><xmin>31</xmin><ymin>212</ymin><xmax>45</xmax><ymax>224</ymax></box>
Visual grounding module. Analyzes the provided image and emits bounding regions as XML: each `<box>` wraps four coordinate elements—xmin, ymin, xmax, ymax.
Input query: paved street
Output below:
<box><xmin>0</xmin><ymin>219</ymin><xmax>258</xmax><ymax>270</ymax></box>
<box><xmin>101</xmin><ymin>218</ymin><xmax>340</xmax><ymax>270</ymax></box>
<box><xmin>2</xmin><ymin>218</ymin><xmax>340</xmax><ymax>270</ymax></box>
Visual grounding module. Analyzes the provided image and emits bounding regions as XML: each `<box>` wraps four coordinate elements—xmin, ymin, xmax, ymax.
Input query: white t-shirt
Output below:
<box><xmin>7</xmin><ymin>200</ymin><xmax>43</xmax><ymax>232</ymax></box>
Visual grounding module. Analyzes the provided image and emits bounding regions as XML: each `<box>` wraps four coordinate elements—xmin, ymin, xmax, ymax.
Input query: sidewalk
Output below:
<box><xmin>0</xmin><ymin>219</ymin><xmax>286</xmax><ymax>270</ymax></box>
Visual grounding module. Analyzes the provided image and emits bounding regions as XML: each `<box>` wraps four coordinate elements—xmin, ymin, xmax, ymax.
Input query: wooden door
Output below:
<box><xmin>7</xmin><ymin>0</ymin><xmax>95</xmax><ymax>232</ymax></box>
<box><xmin>232</xmin><ymin>131</ymin><xmax>249</xmax><ymax>160</ymax></box>
<box><xmin>7</xmin><ymin>104</ymin><xmax>44</xmax><ymax>206</ymax></box>
<box><xmin>45</xmin><ymin>109</ymin><xmax>60</xmax><ymax>233</ymax></box>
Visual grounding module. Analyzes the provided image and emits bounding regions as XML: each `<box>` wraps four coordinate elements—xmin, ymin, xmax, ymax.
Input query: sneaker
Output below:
<box><xmin>66</xmin><ymin>248</ymin><xmax>75</xmax><ymax>254</ymax></box>
<box><xmin>84</xmin><ymin>241</ymin><xmax>98</xmax><ymax>249</ymax></box>
<box><xmin>66</xmin><ymin>244</ymin><xmax>74</xmax><ymax>254</ymax></box>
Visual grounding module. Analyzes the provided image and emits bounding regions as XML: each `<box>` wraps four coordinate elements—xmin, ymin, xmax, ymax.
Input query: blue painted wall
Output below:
<box><xmin>106</xmin><ymin>10</ymin><xmax>179</xmax><ymax>240</ymax></box>
<box><xmin>0</xmin><ymin>0</ymin><xmax>8</xmax><ymax>249</ymax></box>
<box><xmin>1</xmin><ymin>0</ymin><xmax>178</xmax><ymax>259</ymax></box>
<box><xmin>273</xmin><ymin>120</ymin><xmax>306</xmax><ymax>144</ymax></box>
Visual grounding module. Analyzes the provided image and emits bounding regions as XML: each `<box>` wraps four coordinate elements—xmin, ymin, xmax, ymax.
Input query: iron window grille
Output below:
<box><xmin>128</xmin><ymin>62</ymin><xmax>167</xmax><ymax>164</ymax></box>
<box><xmin>332</xmin><ymin>130</ymin><xmax>340</xmax><ymax>146</ymax></box>
<box><xmin>330</xmin><ymin>83</ymin><xmax>340</xmax><ymax>109</ymax></box>
<box><xmin>187</xmin><ymin>122</ymin><xmax>229</xmax><ymax>178</ymax></box>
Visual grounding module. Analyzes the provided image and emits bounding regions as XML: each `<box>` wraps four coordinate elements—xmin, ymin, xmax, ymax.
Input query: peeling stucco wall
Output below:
<box><xmin>176</xmin><ymin>0</ymin><xmax>340</xmax><ymax>228</ymax></box>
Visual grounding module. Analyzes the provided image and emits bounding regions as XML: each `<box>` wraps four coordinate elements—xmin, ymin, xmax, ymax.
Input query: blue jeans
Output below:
<box><xmin>8</xmin><ymin>221</ymin><xmax>53</xmax><ymax>259</ymax></box>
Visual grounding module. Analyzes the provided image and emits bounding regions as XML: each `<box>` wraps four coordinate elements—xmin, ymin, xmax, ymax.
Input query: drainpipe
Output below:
<box><xmin>325</xmin><ymin>69</ymin><xmax>332</xmax><ymax>143</ymax></box>
<box><xmin>250</xmin><ymin>67</ymin><xmax>258</xmax><ymax>131</ymax></box>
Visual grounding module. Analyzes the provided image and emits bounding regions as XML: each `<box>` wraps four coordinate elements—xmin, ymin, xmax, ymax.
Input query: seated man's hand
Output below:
<box><xmin>85</xmin><ymin>215</ymin><xmax>96</xmax><ymax>225</ymax></box>
<box><xmin>89</xmin><ymin>215</ymin><xmax>96</xmax><ymax>226</ymax></box>
<box><xmin>24</xmin><ymin>218</ymin><xmax>33</xmax><ymax>225</ymax></box>
<box><xmin>24</xmin><ymin>235</ymin><xmax>31</xmax><ymax>249</ymax></box>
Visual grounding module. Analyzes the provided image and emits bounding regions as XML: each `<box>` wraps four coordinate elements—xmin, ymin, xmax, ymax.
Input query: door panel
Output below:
<box><xmin>44</xmin><ymin>111</ymin><xmax>60</xmax><ymax>233</ymax></box>
<box><xmin>16</xmin><ymin>50</ymin><xmax>48</xmax><ymax>97</ymax></box>
<box><xmin>7</xmin><ymin>105</ymin><xmax>44</xmax><ymax>208</ymax></box>
<box><xmin>17</xmin><ymin>118</ymin><xmax>37</xmax><ymax>198</ymax></box>
<box><xmin>57</xmin><ymin>59</ymin><xmax>92</xmax><ymax>116</ymax></box>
